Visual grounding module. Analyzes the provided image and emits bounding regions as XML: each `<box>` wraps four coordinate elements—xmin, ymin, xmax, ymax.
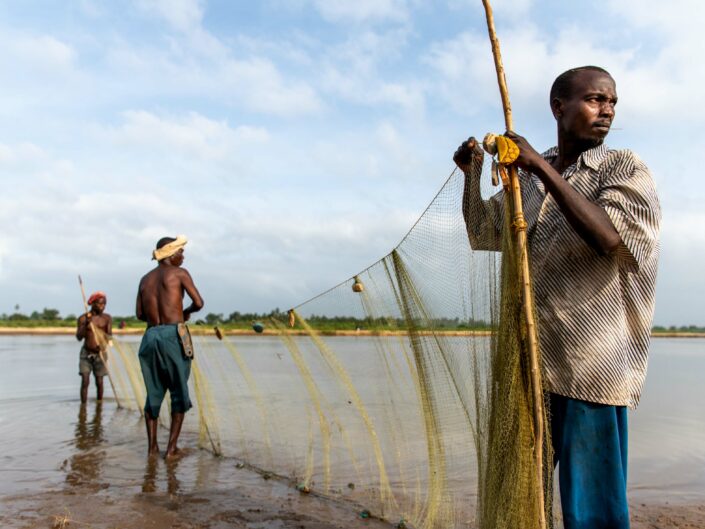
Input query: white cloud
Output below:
<box><xmin>106</xmin><ymin>110</ymin><xmax>269</xmax><ymax>160</ymax></box>
<box><xmin>323</xmin><ymin>67</ymin><xmax>425</xmax><ymax>113</ymax></box>
<box><xmin>102</xmin><ymin>40</ymin><xmax>324</xmax><ymax>117</ymax></box>
<box><xmin>318</xmin><ymin>29</ymin><xmax>425</xmax><ymax>114</ymax></box>
<box><xmin>0</xmin><ymin>142</ymin><xmax>50</xmax><ymax>172</ymax></box>
<box><xmin>654</xmin><ymin>210</ymin><xmax>705</xmax><ymax>324</ymax></box>
<box><xmin>312</xmin><ymin>0</ymin><xmax>410</xmax><ymax>24</ymax></box>
<box><xmin>0</xmin><ymin>1</ymin><xmax>703</xmax><ymax>324</ymax></box>
<box><xmin>0</xmin><ymin>239</ymin><xmax>6</xmax><ymax>280</ymax></box>
<box><xmin>608</xmin><ymin>0</ymin><xmax>700</xmax><ymax>34</ymax></box>
<box><xmin>374</xmin><ymin>121</ymin><xmax>424</xmax><ymax>175</ymax></box>
<box><xmin>5</xmin><ymin>34</ymin><xmax>75</xmax><ymax>70</ymax></box>
<box><xmin>222</xmin><ymin>57</ymin><xmax>325</xmax><ymax>116</ymax></box>
<box><xmin>135</xmin><ymin>0</ymin><xmax>204</xmax><ymax>32</ymax></box>
<box><xmin>425</xmin><ymin>18</ymin><xmax>705</xmax><ymax>126</ymax></box>
<box><xmin>448</xmin><ymin>0</ymin><xmax>534</xmax><ymax>19</ymax></box>
<box><xmin>424</xmin><ymin>31</ymin><xmax>496</xmax><ymax>115</ymax></box>
<box><xmin>134</xmin><ymin>0</ymin><xmax>228</xmax><ymax>59</ymax></box>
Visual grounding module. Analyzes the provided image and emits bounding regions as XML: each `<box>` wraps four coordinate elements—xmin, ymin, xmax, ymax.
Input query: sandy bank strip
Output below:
<box><xmin>0</xmin><ymin>327</ymin><xmax>703</xmax><ymax>338</ymax></box>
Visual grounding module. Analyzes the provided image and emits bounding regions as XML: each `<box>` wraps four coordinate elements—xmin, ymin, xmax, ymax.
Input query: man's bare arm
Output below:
<box><xmin>76</xmin><ymin>314</ymin><xmax>90</xmax><ymax>341</ymax></box>
<box><xmin>506</xmin><ymin>131</ymin><xmax>621</xmax><ymax>256</ymax></box>
<box><xmin>454</xmin><ymin>136</ymin><xmax>503</xmax><ymax>251</ymax></box>
<box><xmin>136</xmin><ymin>285</ymin><xmax>146</xmax><ymax>322</ymax></box>
<box><xmin>180</xmin><ymin>269</ymin><xmax>204</xmax><ymax>321</ymax></box>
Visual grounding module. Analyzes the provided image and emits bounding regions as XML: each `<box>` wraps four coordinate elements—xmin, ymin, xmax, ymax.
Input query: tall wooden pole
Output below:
<box><xmin>480</xmin><ymin>2</ymin><xmax>546</xmax><ymax>528</ymax></box>
<box><xmin>78</xmin><ymin>275</ymin><xmax>122</xmax><ymax>408</ymax></box>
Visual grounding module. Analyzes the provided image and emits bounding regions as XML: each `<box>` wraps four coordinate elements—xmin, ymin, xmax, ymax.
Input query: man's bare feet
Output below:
<box><xmin>164</xmin><ymin>446</ymin><xmax>183</xmax><ymax>460</ymax></box>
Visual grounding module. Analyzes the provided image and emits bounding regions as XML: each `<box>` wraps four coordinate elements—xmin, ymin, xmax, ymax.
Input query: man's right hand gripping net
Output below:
<box><xmin>107</xmin><ymin>147</ymin><xmax>552</xmax><ymax>529</ymax></box>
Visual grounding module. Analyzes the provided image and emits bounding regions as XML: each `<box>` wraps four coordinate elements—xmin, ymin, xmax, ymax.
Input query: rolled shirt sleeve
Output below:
<box><xmin>596</xmin><ymin>150</ymin><xmax>661</xmax><ymax>274</ymax></box>
<box><xmin>462</xmin><ymin>145</ymin><xmax>504</xmax><ymax>252</ymax></box>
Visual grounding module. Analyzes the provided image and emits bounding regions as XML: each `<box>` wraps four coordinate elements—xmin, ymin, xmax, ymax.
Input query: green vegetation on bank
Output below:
<box><xmin>0</xmin><ymin>308</ymin><xmax>490</xmax><ymax>332</ymax></box>
<box><xmin>652</xmin><ymin>325</ymin><xmax>705</xmax><ymax>334</ymax></box>
<box><xmin>1</xmin><ymin>308</ymin><xmax>703</xmax><ymax>334</ymax></box>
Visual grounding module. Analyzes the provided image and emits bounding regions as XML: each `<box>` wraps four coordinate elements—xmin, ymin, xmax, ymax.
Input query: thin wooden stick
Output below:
<box><xmin>480</xmin><ymin>2</ymin><xmax>546</xmax><ymax>528</ymax></box>
<box><xmin>78</xmin><ymin>275</ymin><xmax>122</xmax><ymax>408</ymax></box>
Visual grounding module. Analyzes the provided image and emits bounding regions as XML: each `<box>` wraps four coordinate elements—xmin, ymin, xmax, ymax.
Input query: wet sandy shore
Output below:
<box><xmin>0</xmin><ymin>399</ymin><xmax>394</xmax><ymax>529</ymax></box>
<box><xmin>1</xmin><ymin>399</ymin><xmax>703</xmax><ymax>529</ymax></box>
<box><xmin>3</xmin><ymin>468</ymin><xmax>704</xmax><ymax>529</ymax></box>
<box><xmin>2</xmin><ymin>476</ymin><xmax>394</xmax><ymax>529</ymax></box>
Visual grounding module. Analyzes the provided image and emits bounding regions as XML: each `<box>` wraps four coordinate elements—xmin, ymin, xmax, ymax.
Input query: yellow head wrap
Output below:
<box><xmin>152</xmin><ymin>235</ymin><xmax>188</xmax><ymax>261</ymax></box>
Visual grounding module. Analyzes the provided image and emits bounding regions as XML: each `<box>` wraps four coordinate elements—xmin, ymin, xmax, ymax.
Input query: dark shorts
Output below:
<box><xmin>138</xmin><ymin>324</ymin><xmax>192</xmax><ymax>418</ymax></box>
<box><xmin>78</xmin><ymin>346</ymin><xmax>108</xmax><ymax>377</ymax></box>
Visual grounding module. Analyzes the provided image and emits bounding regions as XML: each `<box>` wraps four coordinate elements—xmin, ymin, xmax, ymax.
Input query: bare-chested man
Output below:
<box><xmin>136</xmin><ymin>235</ymin><xmax>204</xmax><ymax>458</ymax></box>
<box><xmin>76</xmin><ymin>292</ymin><xmax>112</xmax><ymax>403</ymax></box>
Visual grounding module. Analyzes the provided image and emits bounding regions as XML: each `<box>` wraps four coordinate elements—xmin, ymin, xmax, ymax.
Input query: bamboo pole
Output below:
<box><xmin>78</xmin><ymin>275</ymin><xmax>122</xmax><ymax>408</ymax></box>
<box><xmin>480</xmin><ymin>2</ymin><xmax>546</xmax><ymax>528</ymax></box>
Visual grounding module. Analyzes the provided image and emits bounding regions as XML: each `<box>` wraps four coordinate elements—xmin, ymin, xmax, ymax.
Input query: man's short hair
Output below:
<box><xmin>156</xmin><ymin>237</ymin><xmax>177</xmax><ymax>250</ymax></box>
<box><xmin>550</xmin><ymin>66</ymin><xmax>612</xmax><ymax>102</ymax></box>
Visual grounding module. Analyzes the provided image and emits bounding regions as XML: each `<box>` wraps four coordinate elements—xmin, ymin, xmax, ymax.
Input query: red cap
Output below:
<box><xmin>87</xmin><ymin>291</ymin><xmax>106</xmax><ymax>305</ymax></box>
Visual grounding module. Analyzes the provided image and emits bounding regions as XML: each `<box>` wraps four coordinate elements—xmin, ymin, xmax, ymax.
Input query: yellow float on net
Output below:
<box><xmin>352</xmin><ymin>276</ymin><xmax>364</xmax><ymax>293</ymax></box>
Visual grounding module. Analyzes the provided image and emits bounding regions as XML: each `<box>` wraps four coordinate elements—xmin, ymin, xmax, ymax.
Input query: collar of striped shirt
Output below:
<box><xmin>540</xmin><ymin>143</ymin><xmax>608</xmax><ymax>173</ymax></box>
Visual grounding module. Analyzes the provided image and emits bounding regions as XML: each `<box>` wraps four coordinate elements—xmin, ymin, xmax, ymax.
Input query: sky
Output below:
<box><xmin>0</xmin><ymin>0</ymin><xmax>702</xmax><ymax>326</ymax></box>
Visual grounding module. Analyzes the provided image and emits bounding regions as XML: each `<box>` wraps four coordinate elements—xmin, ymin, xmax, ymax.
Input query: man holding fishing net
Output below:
<box><xmin>76</xmin><ymin>291</ymin><xmax>112</xmax><ymax>403</ymax></box>
<box><xmin>455</xmin><ymin>66</ymin><xmax>660</xmax><ymax>528</ymax></box>
<box><xmin>136</xmin><ymin>235</ymin><xmax>204</xmax><ymax>458</ymax></box>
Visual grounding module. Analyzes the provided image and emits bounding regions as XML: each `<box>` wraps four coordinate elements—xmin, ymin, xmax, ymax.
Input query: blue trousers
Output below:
<box><xmin>550</xmin><ymin>393</ymin><xmax>630</xmax><ymax>529</ymax></box>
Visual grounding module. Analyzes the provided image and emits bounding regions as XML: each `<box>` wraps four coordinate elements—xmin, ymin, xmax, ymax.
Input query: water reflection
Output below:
<box><xmin>141</xmin><ymin>455</ymin><xmax>183</xmax><ymax>494</ymax></box>
<box><xmin>65</xmin><ymin>402</ymin><xmax>105</xmax><ymax>486</ymax></box>
<box><xmin>142</xmin><ymin>456</ymin><xmax>157</xmax><ymax>493</ymax></box>
<box><xmin>166</xmin><ymin>457</ymin><xmax>181</xmax><ymax>494</ymax></box>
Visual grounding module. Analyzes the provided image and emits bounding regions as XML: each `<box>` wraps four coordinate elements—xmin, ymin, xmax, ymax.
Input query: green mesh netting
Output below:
<box><xmin>105</xmin><ymin>157</ymin><xmax>552</xmax><ymax>529</ymax></box>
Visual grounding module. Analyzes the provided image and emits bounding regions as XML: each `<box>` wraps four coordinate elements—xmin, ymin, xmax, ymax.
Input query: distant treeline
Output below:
<box><xmin>652</xmin><ymin>325</ymin><xmax>705</xmax><ymax>334</ymax></box>
<box><xmin>289</xmin><ymin>314</ymin><xmax>494</xmax><ymax>332</ymax></box>
<box><xmin>1</xmin><ymin>308</ymin><xmax>704</xmax><ymax>333</ymax></box>
<box><xmin>0</xmin><ymin>308</ymin><xmax>492</xmax><ymax>331</ymax></box>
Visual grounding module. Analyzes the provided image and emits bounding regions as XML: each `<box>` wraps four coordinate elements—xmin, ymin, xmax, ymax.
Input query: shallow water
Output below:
<box><xmin>0</xmin><ymin>335</ymin><xmax>703</xmax><ymax>518</ymax></box>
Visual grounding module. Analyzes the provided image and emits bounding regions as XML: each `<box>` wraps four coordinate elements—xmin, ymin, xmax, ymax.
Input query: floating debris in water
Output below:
<box><xmin>359</xmin><ymin>509</ymin><xmax>371</xmax><ymax>519</ymax></box>
<box><xmin>52</xmin><ymin>511</ymin><xmax>71</xmax><ymax>529</ymax></box>
<box><xmin>235</xmin><ymin>462</ymin><xmax>245</xmax><ymax>469</ymax></box>
<box><xmin>296</xmin><ymin>483</ymin><xmax>310</xmax><ymax>493</ymax></box>
<box><xmin>262</xmin><ymin>472</ymin><xmax>272</xmax><ymax>480</ymax></box>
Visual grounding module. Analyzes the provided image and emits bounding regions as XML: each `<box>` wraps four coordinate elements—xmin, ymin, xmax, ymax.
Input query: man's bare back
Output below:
<box><xmin>136</xmin><ymin>237</ymin><xmax>204</xmax><ymax>458</ymax></box>
<box><xmin>136</xmin><ymin>248</ymin><xmax>203</xmax><ymax>326</ymax></box>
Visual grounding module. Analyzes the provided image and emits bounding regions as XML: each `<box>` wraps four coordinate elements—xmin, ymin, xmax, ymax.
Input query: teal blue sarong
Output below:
<box><xmin>551</xmin><ymin>393</ymin><xmax>630</xmax><ymax>529</ymax></box>
<box><xmin>138</xmin><ymin>324</ymin><xmax>192</xmax><ymax>418</ymax></box>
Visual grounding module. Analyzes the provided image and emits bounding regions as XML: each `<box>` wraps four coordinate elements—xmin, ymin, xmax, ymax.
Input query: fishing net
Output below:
<box><xmin>106</xmin><ymin>150</ymin><xmax>552</xmax><ymax>529</ymax></box>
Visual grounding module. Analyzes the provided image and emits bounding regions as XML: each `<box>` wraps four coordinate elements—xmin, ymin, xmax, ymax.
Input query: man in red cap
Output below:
<box><xmin>76</xmin><ymin>291</ymin><xmax>112</xmax><ymax>402</ymax></box>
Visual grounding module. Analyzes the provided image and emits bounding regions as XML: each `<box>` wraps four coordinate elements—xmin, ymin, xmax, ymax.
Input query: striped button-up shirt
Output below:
<box><xmin>464</xmin><ymin>143</ymin><xmax>661</xmax><ymax>408</ymax></box>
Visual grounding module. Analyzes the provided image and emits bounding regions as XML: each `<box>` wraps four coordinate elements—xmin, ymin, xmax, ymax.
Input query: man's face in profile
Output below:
<box><xmin>171</xmin><ymin>249</ymin><xmax>185</xmax><ymax>267</ymax></box>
